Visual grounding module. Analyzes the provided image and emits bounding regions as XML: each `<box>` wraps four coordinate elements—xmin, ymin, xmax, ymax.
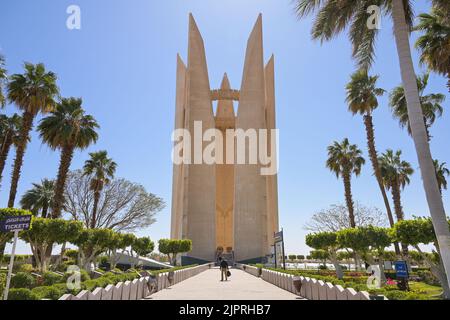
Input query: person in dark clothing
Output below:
<box><xmin>219</xmin><ymin>257</ymin><xmax>229</xmax><ymax>281</ymax></box>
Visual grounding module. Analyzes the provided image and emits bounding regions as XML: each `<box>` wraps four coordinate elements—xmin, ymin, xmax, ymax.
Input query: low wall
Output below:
<box><xmin>236</xmin><ymin>265</ymin><xmax>385</xmax><ymax>301</ymax></box>
<box><xmin>234</xmin><ymin>263</ymin><xmax>260</xmax><ymax>277</ymax></box>
<box><xmin>59</xmin><ymin>263</ymin><xmax>214</xmax><ymax>300</ymax></box>
<box><xmin>260</xmin><ymin>269</ymin><xmax>381</xmax><ymax>300</ymax></box>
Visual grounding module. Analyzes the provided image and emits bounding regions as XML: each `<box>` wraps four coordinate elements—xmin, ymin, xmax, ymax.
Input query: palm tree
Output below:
<box><xmin>345</xmin><ymin>70</ymin><xmax>397</xmax><ymax>227</ymax></box>
<box><xmin>434</xmin><ymin>159</ymin><xmax>450</xmax><ymax>194</ymax></box>
<box><xmin>414</xmin><ymin>7</ymin><xmax>450</xmax><ymax>91</ymax></box>
<box><xmin>0</xmin><ymin>55</ymin><xmax>6</xmax><ymax>108</ymax></box>
<box><xmin>326</xmin><ymin>138</ymin><xmax>365</xmax><ymax>228</ymax></box>
<box><xmin>20</xmin><ymin>179</ymin><xmax>55</xmax><ymax>218</ymax></box>
<box><xmin>379</xmin><ymin>149</ymin><xmax>414</xmax><ymax>259</ymax></box>
<box><xmin>0</xmin><ymin>114</ymin><xmax>22</xmax><ymax>186</ymax></box>
<box><xmin>389</xmin><ymin>73</ymin><xmax>445</xmax><ymax>141</ymax></box>
<box><xmin>6</xmin><ymin>62</ymin><xmax>59</xmax><ymax>207</ymax></box>
<box><xmin>83</xmin><ymin>151</ymin><xmax>117</xmax><ymax>229</ymax></box>
<box><xmin>378</xmin><ymin>150</ymin><xmax>414</xmax><ymax>223</ymax></box>
<box><xmin>38</xmin><ymin>97</ymin><xmax>99</xmax><ymax>218</ymax></box>
<box><xmin>295</xmin><ymin>0</ymin><xmax>450</xmax><ymax>289</ymax></box>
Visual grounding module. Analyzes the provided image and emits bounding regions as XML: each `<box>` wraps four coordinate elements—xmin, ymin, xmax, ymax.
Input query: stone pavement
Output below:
<box><xmin>145</xmin><ymin>267</ymin><xmax>303</xmax><ymax>300</ymax></box>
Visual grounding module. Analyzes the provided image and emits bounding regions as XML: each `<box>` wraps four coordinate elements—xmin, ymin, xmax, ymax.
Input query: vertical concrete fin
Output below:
<box><xmin>234</xmin><ymin>15</ymin><xmax>268</xmax><ymax>262</ymax></box>
<box><xmin>264</xmin><ymin>54</ymin><xmax>279</xmax><ymax>251</ymax></box>
<box><xmin>171</xmin><ymin>54</ymin><xmax>188</xmax><ymax>240</ymax></box>
<box><xmin>185</xmin><ymin>14</ymin><xmax>216</xmax><ymax>261</ymax></box>
<box><xmin>236</xmin><ymin>14</ymin><xmax>264</xmax><ymax>125</ymax></box>
<box><xmin>187</xmin><ymin>14</ymin><xmax>214</xmax><ymax>119</ymax></box>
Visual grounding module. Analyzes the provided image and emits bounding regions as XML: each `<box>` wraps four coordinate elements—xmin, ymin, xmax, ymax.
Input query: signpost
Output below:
<box><xmin>273</xmin><ymin>229</ymin><xmax>286</xmax><ymax>270</ymax></box>
<box><xmin>1</xmin><ymin>215</ymin><xmax>32</xmax><ymax>300</ymax></box>
<box><xmin>394</xmin><ymin>260</ymin><xmax>409</xmax><ymax>291</ymax></box>
<box><xmin>394</xmin><ymin>260</ymin><xmax>409</xmax><ymax>278</ymax></box>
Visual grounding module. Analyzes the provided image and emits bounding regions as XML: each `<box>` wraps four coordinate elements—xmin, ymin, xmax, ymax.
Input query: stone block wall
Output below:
<box><xmin>238</xmin><ymin>267</ymin><xmax>387</xmax><ymax>301</ymax></box>
<box><xmin>58</xmin><ymin>263</ymin><xmax>214</xmax><ymax>300</ymax></box>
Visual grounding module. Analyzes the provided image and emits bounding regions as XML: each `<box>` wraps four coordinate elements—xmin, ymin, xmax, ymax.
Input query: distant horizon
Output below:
<box><xmin>1</xmin><ymin>0</ymin><xmax>448</xmax><ymax>256</ymax></box>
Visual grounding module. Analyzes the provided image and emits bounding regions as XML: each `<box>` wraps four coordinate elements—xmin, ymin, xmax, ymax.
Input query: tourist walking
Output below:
<box><xmin>219</xmin><ymin>257</ymin><xmax>229</xmax><ymax>281</ymax></box>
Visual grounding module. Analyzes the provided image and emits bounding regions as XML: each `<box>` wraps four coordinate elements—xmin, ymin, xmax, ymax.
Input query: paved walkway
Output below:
<box><xmin>145</xmin><ymin>267</ymin><xmax>302</xmax><ymax>300</ymax></box>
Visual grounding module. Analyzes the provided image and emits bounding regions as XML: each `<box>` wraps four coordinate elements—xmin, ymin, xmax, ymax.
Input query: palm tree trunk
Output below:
<box><xmin>391</xmin><ymin>182</ymin><xmax>404</xmax><ymax>222</ymax></box>
<box><xmin>0</xmin><ymin>136</ymin><xmax>12</xmax><ymax>187</ymax></box>
<box><xmin>392</xmin><ymin>0</ymin><xmax>450</xmax><ymax>291</ymax></box>
<box><xmin>342</xmin><ymin>172</ymin><xmax>356</xmax><ymax>228</ymax></box>
<box><xmin>41</xmin><ymin>202</ymin><xmax>49</xmax><ymax>219</ymax></box>
<box><xmin>364</xmin><ymin>114</ymin><xmax>396</xmax><ymax>227</ymax></box>
<box><xmin>90</xmin><ymin>190</ymin><xmax>100</xmax><ymax>229</ymax></box>
<box><xmin>8</xmin><ymin>111</ymin><xmax>34</xmax><ymax>208</ymax></box>
<box><xmin>52</xmin><ymin>144</ymin><xmax>75</xmax><ymax>218</ymax></box>
<box><xmin>364</xmin><ymin>113</ymin><xmax>400</xmax><ymax>254</ymax></box>
<box><xmin>391</xmin><ymin>182</ymin><xmax>409</xmax><ymax>258</ymax></box>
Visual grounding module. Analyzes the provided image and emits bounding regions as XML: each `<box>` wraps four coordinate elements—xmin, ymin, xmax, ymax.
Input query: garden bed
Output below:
<box><xmin>263</xmin><ymin>267</ymin><xmax>443</xmax><ymax>300</ymax></box>
<box><xmin>4</xmin><ymin>265</ymin><xmax>197</xmax><ymax>300</ymax></box>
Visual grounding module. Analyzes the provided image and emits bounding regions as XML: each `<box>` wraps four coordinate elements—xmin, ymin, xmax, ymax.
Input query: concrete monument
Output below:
<box><xmin>171</xmin><ymin>14</ymin><xmax>279</xmax><ymax>264</ymax></box>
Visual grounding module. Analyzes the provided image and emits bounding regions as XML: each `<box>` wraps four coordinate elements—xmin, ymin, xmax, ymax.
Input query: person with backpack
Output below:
<box><xmin>218</xmin><ymin>257</ymin><xmax>229</xmax><ymax>281</ymax></box>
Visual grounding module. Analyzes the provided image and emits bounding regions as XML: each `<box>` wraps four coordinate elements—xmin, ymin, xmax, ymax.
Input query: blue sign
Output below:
<box><xmin>0</xmin><ymin>215</ymin><xmax>32</xmax><ymax>233</ymax></box>
<box><xmin>394</xmin><ymin>261</ymin><xmax>409</xmax><ymax>278</ymax></box>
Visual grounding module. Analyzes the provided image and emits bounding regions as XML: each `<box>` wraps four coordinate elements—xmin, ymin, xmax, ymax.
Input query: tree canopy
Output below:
<box><xmin>158</xmin><ymin>239</ymin><xmax>192</xmax><ymax>266</ymax></box>
<box><xmin>64</xmin><ymin>170</ymin><xmax>165</xmax><ymax>231</ymax></box>
<box><xmin>20</xmin><ymin>217</ymin><xmax>83</xmax><ymax>272</ymax></box>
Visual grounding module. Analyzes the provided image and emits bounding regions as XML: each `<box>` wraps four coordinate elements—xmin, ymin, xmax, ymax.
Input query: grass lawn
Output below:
<box><xmin>409</xmin><ymin>281</ymin><xmax>443</xmax><ymax>300</ymax></box>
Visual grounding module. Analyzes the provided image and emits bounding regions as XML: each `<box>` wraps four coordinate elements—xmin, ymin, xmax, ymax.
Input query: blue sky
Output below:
<box><xmin>0</xmin><ymin>0</ymin><xmax>448</xmax><ymax>255</ymax></box>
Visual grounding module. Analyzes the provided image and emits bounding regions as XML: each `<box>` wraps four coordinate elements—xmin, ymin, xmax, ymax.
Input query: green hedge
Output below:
<box><xmin>7</xmin><ymin>264</ymin><xmax>199</xmax><ymax>300</ymax></box>
<box><xmin>150</xmin><ymin>264</ymin><xmax>197</xmax><ymax>275</ymax></box>
<box><xmin>1</xmin><ymin>254</ymin><xmax>33</xmax><ymax>264</ymax></box>
<box><xmin>31</xmin><ymin>285</ymin><xmax>66</xmax><ymax>300</ymax></box>
<box><xmin>11</xmin><ymin>272</ymin><xmax>36</xmax><ymax>289</ymax></box>
<box><xmin>7</xmin><ymin>288</ymin><xmax>38</xmax><ymax>300</ymax></box>
<box><xmin>0</xmin><ymin>272</ymin><xmax>6</xmax><ymax>294</ymax></box>
<box><xmin>42</xmin><ymin>272</ymin><xmax>63</xmax><ymax>286</ymax></box>
<box><xmin>384</xmin><ymin>290</ymin><xmax>426</xmax><ymax>300</ymax></box>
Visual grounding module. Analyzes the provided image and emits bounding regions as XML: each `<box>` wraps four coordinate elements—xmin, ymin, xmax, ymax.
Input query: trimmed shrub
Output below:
<box><xmin>42</xmin><ymin>272</ymin><xmax>63</xmax><ymax>286</ymax></box>
<box><xmin>127</xmin><ymin>268</ymin><xmax>139</xmax><ymax>274</ymax></box>
<box><xmin>59</xmin><ymin>260</ymin><xmax>76</xmax><ymax>272</ymax></box>
<box><xmin>31</xmin><ymin>285</ymin><xmax>65</xmax><ymax>300</ymax></box>
<box><xmin>16</xmin><ymin>263</ymin><xmax>34</xmax><ymax>273</ymax></box>
<box><xmin>7</xmin><ymin>288</ymin><xmax>38</xmax><ymax>300</ymax></box>
<box><xmin>64</xmin><ymin>249</ymin><xmax>79</xmax><ymax>260</ymax></box>
<box><xmin>384</xmin><ymin>290</ymin><xmax>425</xmax><ymax>300</ymax></box>
<box><xmin>0</xmin><ymin>272</ymin><xmax>6</xmax><ymax>294</ymax></box>
<box><xmin>11</xmin><ymin>272</ymin><xmax>36</xmax><ymax>289</ymax></box>
<box><xmin>101</xmin><ymin>272</ymin><xmax>116</xmax><ymax>279</ymax></box>
<box><xmin>82</xmin><ymin>279</ymin><xmax>101</xmax><ymax>291</ymax></box>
